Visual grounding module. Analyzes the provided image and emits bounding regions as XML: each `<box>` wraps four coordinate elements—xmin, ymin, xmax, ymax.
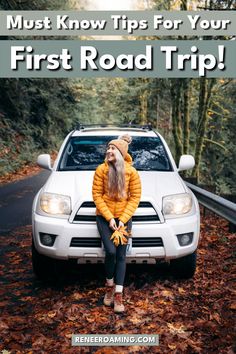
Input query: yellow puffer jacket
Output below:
<box><xmin>92</xmin><ymin>154</ymin><xmax>141</xmax><ymax>224</ymax></box>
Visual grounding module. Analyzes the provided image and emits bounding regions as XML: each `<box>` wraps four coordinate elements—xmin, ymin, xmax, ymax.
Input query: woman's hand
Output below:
<box><xmin>118</xmin><ymin>221</ymin><xmax>124</xmax><ymax>229</ymax></box>
<box><xmin>109</xmin><ymin>218</ymin><xmax>118</xmax><ymax>231</ymax></box>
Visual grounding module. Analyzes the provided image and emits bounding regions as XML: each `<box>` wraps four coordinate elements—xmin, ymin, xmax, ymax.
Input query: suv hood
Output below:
<box><xmin>42</xmin><ymin>170</ymin><xmax>187</xmax><ymax>211</ymax></box>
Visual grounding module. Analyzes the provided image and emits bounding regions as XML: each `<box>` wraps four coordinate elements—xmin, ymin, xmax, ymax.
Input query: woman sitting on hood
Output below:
<box><xmin>92</xmin><ymin>134</ymin><xmax>141</xmax><ymax>313</ymax></box>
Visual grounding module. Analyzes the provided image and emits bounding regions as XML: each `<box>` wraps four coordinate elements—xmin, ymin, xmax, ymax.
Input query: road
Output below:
<box><xmin>0</xmin><ymin>170</ymin><xmax>50</xmax><ymax>234</ymax></box>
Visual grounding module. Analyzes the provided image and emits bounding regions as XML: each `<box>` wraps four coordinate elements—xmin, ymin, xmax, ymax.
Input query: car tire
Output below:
<box><xmin>170</xmin><ymin>251</ymin><xmax>197</xmax><ymax>279</ymax></box>
<box><xmin>32</xmin><ymin>238</ymin><xmax>55</xmax><ymax>280</ymax></box>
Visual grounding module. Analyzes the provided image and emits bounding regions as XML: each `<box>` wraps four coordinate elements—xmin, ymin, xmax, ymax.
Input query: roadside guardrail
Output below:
<box><xmin>186</xmin><ymin>182</ymin><xmax>236</xmax><ymax>232</ymax></box>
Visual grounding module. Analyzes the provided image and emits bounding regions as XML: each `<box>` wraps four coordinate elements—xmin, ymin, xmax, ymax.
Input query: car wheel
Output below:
<box><xmin>170</xmin><ymin>251</ymin><xmax>197</xmax><ymax>279</ymax></box>
<box><xmin>32</xmin><ymin>238</ymin><xmax>55</xmax><ymax>280</ymax></box>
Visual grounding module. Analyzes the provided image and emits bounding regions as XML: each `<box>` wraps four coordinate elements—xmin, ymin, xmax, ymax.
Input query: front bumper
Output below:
<box><xmin>32</xmin><ymin>211</ymin><xmax>200</xmax><ymax>261</ymax></box>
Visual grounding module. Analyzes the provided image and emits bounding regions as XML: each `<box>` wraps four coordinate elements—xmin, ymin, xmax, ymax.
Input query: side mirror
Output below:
<box><xmin>37</xmin><ymin>154</ymin><xmax>52</xmax><ymax>171</ymax></box>
<box><xmin>178</xmin><ymin>155</ymin><xmax>195</xmax><ymax>171</ymax></box>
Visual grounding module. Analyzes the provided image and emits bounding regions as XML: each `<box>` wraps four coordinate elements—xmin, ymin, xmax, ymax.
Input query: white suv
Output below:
<box><xmin>32</xmin><ymin>125</ymin><xmax>200</xmax><ymax>279</ymax></box>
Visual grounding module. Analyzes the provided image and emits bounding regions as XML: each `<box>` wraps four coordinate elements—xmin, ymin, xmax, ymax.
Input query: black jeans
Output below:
<box><xmin>96</xmin><ymin>215</ymin><xmax>132</xmax><ymax>286</ymax></box>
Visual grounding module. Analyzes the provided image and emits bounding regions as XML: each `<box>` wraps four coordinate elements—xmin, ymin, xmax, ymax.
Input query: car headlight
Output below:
<box><xmin>163</xmin><ymin>193</ymin><xmax>193</xmax><ymax>217</ymax></box>
<box><xmin>40</xmin><ymin>193</ymin><xmax>71</xmax><ymax>215</ymax></box>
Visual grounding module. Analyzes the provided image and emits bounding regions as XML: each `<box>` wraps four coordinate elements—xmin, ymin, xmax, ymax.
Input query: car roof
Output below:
<box><xmin>71</xmin><ymin>127</ymin><xmax>158</xmax><ymax>138</ymax></box>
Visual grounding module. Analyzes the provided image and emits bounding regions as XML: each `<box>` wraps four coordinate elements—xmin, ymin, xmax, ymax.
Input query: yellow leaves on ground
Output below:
<box><xmin>167</xmin><ymin>322</ymin><xmax>192</xmax><ymax>339</ymax></box>
<box><xmin>72</xmin><ymin>292</ymin><xmax>83</xmax><ymax>301</ymax></box>
<box><xmin>161</xmin><ymin>290</ymin><xmax>174</xmax><ymax>299</ymax></box>
<box><xmin>178</xmin><ymin>287</ymin><xmax>186</xmax><ymax>294</ymax></box>
<box><xmin>0</xmin><ymin>320</ymin><xmax>9</xmax><ymax>331</ymax></box>
<box><xmin>210</xmin><ymin>312</ymin><xmax>221</xmax><ymax>324</ymax></box>
<box><xmin>167</xmin><ymin>322</ymin><xmax>188</xmax><ymax>333</ymax></box>
<box><xmin>229</xmin><ymin>302</ymin><xmax>236</xmax><ymax>310</ymax></box>
<box><xmin>47</xmin><ymin>311</ymin><xmax>57</xmax><ymax>318</ymax></box>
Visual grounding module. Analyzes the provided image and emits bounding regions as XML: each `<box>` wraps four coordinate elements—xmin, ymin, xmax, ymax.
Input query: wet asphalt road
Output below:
<box><xmin>0</xmin><ymin>170</ymin><xmax>50</xmax><ymax>234</ymax></box>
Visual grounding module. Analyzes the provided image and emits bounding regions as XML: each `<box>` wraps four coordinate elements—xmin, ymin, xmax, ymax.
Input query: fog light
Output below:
<box><xmin>40</xmin><ymin>233</ymin><xmax>57</xmax><ymax>247</ymax></box>
<box><xmin>177</xmin><ymin>232</ymin><xmax>193</xmax><ymax>246</ymax></box>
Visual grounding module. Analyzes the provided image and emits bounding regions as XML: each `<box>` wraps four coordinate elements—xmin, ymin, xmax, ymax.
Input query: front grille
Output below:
<box><xmin>132</xmin><ymin>237</ymin><xmax>163</xmax><ymax>247</ymax></box>
<box><xmin>70</xmin><ymin>237</ymin><xmax>101</xmax><ymax>247</ymax></box>
<box><xmin>133</xmin><ymin>215</ymin><xmax>160</xmax><ymax>222</ymax></box>
<box><xmin>139</xmin><ymin>202</ymin><xmax>154</xmax><ymax>208</ymax></box>
<box><xmin>73</xmin><ymin>201</ymin><xmax>160</xmax><ymax>223</ymax></box>
<box><xmin>74</xmin><ymin>215</ymin><xmax>96</xmax><ymax>222</ymax></box>
<box><xmin>70</xmin><ymin>237</ymin><xmax>163</xmax><ymax>248</ymax></box>
<box><xmin>80</xmin><ymin>202</ymin><xmax>95</xmax><ymax>208</ymax></box>
<box><xmin>73</xmin><ymin>215</ymin><xmax>160</xmax><ymax>222</ymax></box>
<box><xmin>78</xmin><ymin>201</ymin><xmax>154</xmax><ymax>208</ymax></box>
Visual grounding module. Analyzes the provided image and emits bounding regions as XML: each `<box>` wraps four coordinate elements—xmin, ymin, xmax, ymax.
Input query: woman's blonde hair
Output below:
<box><xmin>106</xmin><ymin>149</ymin><xmax>126</xmax><ymax>199</ymax></box>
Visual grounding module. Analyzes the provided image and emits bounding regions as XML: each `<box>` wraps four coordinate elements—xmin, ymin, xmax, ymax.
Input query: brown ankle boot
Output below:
<box><xmin>114</xmin><ymin>292</ymin><xmax>125</xmax><ymax>313</ymax></box>
<box><xmin>103</xmin><ymin>284</ymin><xmax>114</xmax><ymax>306</ymax></box>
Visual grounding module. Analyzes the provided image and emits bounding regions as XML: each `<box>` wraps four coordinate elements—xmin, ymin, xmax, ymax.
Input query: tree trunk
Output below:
<box><xmin>181</xmin><ymin>0</ymin><xmax>188</xmax><ymax>10</ymax></box>
<box><xmin>183</xmin><ymin>78</ymin><xmax>191</xmax><ymax>155</ymax></box>
<box><xmin>192</xmin><ymin>78</ymin><xmax>216</xmax><ymax>181</ymax></box>
<box><xmin>140</xmin><ymin>89</ymin><xmax>148</xmax><ymax>125</ymax></box>
<box><xmin>171</xmin><ymin>79</ymin><xmax>183</xmax><ymax>162</ymax></box>
<box><xmin>156</xmin><ymin>92</ymin><xmax>159</xmax><ymax>129</ymax></box>
<box><xmin>139</xmin><ymin>78</ymin><xmax>149</xmax><ymax>125</ymax></box>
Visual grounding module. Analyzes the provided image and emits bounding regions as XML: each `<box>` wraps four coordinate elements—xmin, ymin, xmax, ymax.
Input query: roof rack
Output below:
<box><xmin>75</xmin><ymin>123</ymin><xmax>153</xmax><ymax>131</ymax></box>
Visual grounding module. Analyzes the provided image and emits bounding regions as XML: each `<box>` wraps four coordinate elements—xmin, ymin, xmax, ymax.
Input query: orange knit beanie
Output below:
<box><xmin>108</xmin><ymin>134</ymin><xmax>132</xmax><ymax>158</ymax></box>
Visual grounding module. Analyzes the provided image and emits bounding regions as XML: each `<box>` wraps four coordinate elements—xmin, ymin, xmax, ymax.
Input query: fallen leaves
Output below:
<box><xmin>0</xmin><ymin>210</ymin><xmax>235</xmax><ymax>353</ymax></box>
<box><xmin>178</xmin><ymin>287</ymin><xmax>186</xmax><ymax>294</ymax></box>
<box><xmin>167</xmin><ymin>322</ymin><xmax>192</xmax><ymax>339</ymax></box>
<box><xmin>229</xmin><ymin>302</ymin><xmax>236</xmax><ymax>310</ymax></box>
<box><xmin>0</xmin><ymin>151</ymin><xmax>58</xmax><ymax>185</ymax></box>
<box><xmin>160</xmin><ymin>290</ymin><xmax>174</xmax><ymax>299</ymax></box>
<box><xmin>0</xmin><ymin>320</ymin><xmax>9</xmax><ymax>331</ymax></box>
<box><xmin>0</xmin><ymin>164</ymin><xmax>42</xmax><ymax>185</ymax></box>
<box><xmin>210</xmin><ymin>312</ymin><xmax>221</xmax><ymax>324</ymax></box>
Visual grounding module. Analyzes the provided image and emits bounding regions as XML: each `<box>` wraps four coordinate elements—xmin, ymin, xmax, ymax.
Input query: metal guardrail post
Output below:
<box><xmin>186</xmin><ymin>182</ymin><xmax>236</xmax><ymax>233</ymax></box>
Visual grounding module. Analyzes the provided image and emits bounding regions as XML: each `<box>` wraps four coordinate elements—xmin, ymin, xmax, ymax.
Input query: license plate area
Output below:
<box><xmin>126</xmin><ymin>237</ymin><xmax>132</xmax><ymax>255</ymax></box>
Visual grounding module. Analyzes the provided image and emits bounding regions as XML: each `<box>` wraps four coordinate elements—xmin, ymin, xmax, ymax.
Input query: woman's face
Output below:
<box><xmin>106</xmin><ymin>144</ymin><xmax>118</xmax><ymax>163</ymax></box>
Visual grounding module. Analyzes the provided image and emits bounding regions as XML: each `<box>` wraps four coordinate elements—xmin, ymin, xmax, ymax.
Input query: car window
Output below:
<box><xmin>58</xmin><ymin>135</ymin><xmax>172</xmax><ymax>171</ymax></box>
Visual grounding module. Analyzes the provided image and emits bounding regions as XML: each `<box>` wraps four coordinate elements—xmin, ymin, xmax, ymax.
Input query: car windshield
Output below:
<box><xmin>58</xmin><ymin>135</ymin><xmax>172</xmax><ymax>171</ymax></box>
